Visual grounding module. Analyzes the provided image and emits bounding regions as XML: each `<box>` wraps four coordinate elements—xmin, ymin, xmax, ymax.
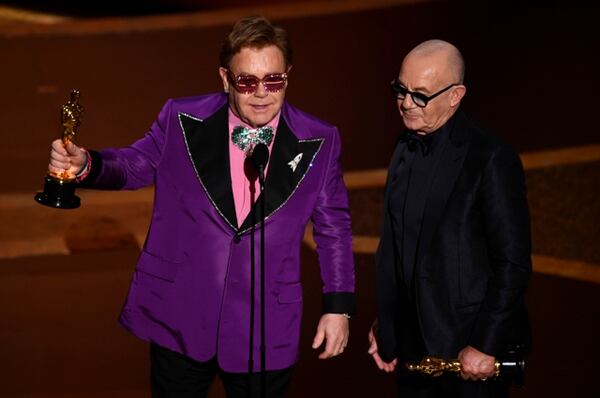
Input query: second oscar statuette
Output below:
<box><xmin>405</xmin><ymin>347</ymin><xmax>526</xmax><ymax>387</ymax></box>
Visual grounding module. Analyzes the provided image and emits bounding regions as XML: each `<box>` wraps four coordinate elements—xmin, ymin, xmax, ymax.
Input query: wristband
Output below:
<box><xmin>75</xmin><ymin>148</ymin><xmax>92</xmax><ymax>182</ymax></box>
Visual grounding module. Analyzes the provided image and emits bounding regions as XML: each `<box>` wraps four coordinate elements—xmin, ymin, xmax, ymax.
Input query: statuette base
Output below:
<box><xmin>34</xmin><ymin>176</ymin><xmax>80</xmax><ymax>209</ymax></box>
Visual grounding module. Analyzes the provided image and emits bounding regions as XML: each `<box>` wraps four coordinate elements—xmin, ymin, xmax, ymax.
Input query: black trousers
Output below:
<box><xmin>150</xmin><ymin>343</ymin><xmax>293</xmax><ymax>398</ymax></box>
<box><xmin>397</xmin><ymin>372</ymin><xmax>510</xmax><ymax>398</ymax></box>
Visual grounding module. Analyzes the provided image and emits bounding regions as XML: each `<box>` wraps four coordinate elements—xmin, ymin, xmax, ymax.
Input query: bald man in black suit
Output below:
<box><xmin>368</xmin><ymin>40</ymin><xmax>532</xmax><ymax>397</ymax></box>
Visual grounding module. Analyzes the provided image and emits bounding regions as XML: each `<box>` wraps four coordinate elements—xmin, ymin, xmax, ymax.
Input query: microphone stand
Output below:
<box><xmin>248</xmin><ymin>182</ymin><xmax>256</xmax><ymax>398</ymax></box>
<box><xmin>247</xmin><ymin>185</ymin><xmax>256</xmax><ymax>397</ymax></box>
<box><xmin>247</xmin><ymin>143</ymin><xmax>269</xmax><ymax>398</ymax></box>
<box><xmin>258</xmin><ymin>165</ymin><xmax>267</xmax><ymax>398</ymax></box>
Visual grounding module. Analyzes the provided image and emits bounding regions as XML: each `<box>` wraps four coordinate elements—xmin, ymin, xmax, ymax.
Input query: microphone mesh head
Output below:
<box><xmin>251</xmin><ymin>143</ymin><xmax>270</xmax><ymax>170</ymax></box>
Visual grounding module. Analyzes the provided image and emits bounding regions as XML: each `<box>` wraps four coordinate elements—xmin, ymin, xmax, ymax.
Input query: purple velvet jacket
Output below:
<box><xmin>82</xmin><ymin>93</ymin><xmax>355</xmax><ymax>372</ymax></box>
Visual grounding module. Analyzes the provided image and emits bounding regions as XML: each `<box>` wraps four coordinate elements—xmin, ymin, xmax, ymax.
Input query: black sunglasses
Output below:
<box><xmin>390</xmin><ymin>79</ymin><xmax>458</xmax><ymax>107</ymax></box>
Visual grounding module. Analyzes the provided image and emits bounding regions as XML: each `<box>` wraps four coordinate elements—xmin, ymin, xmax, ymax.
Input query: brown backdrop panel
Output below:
<box><xmin>1</xmin><ymin>0</ymin><xmax>598</xmax><ymax>193</ymax></box>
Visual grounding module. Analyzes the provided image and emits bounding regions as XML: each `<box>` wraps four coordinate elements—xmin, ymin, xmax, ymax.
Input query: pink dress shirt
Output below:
<box><xmin>228</xmin><ymin>109</ymin><xmax>280</xmax><ymax>227</ymax></box>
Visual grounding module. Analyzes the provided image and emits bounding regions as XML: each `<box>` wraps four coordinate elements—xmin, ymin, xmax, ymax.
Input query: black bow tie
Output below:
<box><xmin>400</xmin><ymin>131</ymin><xmax>432</xmax><ymax>156</ymax></box>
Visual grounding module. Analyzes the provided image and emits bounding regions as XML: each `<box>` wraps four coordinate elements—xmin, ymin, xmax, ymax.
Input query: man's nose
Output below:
<box><xmin>400</xmin><ymin>94</ymin><xmax>417</xmax><ymax>109</ymax></box>
<box><xmin>253</xmin><ymin>82</ymin><xmax>268</xmax><ymax>97</ymax></box>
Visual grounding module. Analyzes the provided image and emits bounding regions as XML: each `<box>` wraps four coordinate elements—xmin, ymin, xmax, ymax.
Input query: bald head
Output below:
<box><xmin>405</xmin><ymin>39</ymin><xmax>465</xmax><ymax>84</ymax></box>
<box><xmin>395</xmin><ymin>39</ymin><xmax>467</xmax><ymax>134</ymax></box>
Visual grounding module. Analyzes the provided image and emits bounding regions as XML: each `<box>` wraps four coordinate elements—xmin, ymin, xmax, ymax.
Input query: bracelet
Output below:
<box><xmin>75</xmin><ymin>148</ymin><xmax>92</xmax><ymax>182</ymax></box>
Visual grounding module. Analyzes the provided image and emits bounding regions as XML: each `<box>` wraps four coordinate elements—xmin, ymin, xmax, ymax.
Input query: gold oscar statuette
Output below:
<box><xmin>406</xmin><ymin>352</ymin><xmax>525</xmax><ymax>386</ymax></box>
<box><xmin>34</xmin><ymin>90</ymin><xmax>84</xmax><ymax>209</ymax></box>
<box><xmin>406</xmin><ymin>356</ymin><xmax>500</xmax><ymax>378</ymax></box>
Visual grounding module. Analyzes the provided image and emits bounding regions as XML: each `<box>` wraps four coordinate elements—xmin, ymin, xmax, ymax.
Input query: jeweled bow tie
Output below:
<box><xmin>400</xmin><ymin>131</ymin><xmax>432</xmax><ymax>156</ymax></box>
<box><xmin>231</xmin><ymin>125</ymin><xmax>274</xmax><ymax>152</ymax></box>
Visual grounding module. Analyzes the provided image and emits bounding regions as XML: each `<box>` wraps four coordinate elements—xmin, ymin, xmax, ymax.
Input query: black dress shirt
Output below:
<box><xmin>388</xmin><ymin>117</ymin><xmax>454</xmax><ymax>293</ymax></box>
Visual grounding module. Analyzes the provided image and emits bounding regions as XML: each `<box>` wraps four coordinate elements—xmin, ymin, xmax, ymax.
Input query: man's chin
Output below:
<box><xmin>402</xmin><ymin>118</ymin><xmax>425</xmax><ymax>131</ymax></box>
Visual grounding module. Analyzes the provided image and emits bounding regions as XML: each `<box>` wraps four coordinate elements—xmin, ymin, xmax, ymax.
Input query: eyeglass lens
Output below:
<box><xmin>390</xmin><ymin>80</ymin><xmax>428</xmax><ymax>107</ymax></box>
<box><xmin>390</xmin><ymin>79</ymin><xmax>457</xmax><ymax>107</ymax></box>
<box><xmin>230</xmin><ymin>72</ymin><xmax>287</xmax><ymax>94</ymax></box>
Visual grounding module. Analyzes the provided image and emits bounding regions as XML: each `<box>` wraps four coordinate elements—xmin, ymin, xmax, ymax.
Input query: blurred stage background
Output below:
<box><xmin>0</xmin><ymin>0</ymin><xmax>598</xmax><ymax>397</ymax></box>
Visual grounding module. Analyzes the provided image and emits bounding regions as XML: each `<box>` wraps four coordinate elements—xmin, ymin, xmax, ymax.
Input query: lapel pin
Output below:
<box><xmin>288</xmin><ymin>153</ymin><xmax>303</xmax><ymax>172</ymax></box>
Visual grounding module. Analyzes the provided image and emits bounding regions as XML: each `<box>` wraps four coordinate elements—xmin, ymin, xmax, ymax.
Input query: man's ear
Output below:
<box><xmin>219</xmin><ymin>67</ymin><xmax>230</xmax><ymax>93</ymax></box>
<box><xmin>450</xmin><ymin>85</ymin><xmax>466</xmax><ymax>107</ymax></box>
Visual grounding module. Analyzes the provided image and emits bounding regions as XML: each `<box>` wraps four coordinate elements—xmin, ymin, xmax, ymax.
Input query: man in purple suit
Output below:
<box><xmin>47</xmin><ymin>16</ymin><xmax>355</xmax><ymax>397</ymax></box>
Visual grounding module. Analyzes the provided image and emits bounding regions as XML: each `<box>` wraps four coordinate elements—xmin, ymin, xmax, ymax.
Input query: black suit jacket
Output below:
<box><xmin>375</xmin><ymin>110</ymin><xmax>532</xmax><ymax>362</ymax></box>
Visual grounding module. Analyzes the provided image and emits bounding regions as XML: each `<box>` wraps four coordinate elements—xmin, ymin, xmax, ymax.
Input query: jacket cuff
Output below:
<box><xmin>322</xmin><ymin>292</ymin><xmax>356</xmax><ymax>315</ymax></box>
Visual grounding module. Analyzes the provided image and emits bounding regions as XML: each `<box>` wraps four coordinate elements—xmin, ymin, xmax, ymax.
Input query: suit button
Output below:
<box><xmin>233</xmin><ymin>235</ymin><xmax>241</xmax><ymax>244</ymax></box>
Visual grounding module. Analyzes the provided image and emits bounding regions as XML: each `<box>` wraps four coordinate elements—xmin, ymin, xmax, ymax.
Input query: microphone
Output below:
<box><xmin>249</xmin><ymin>143</ymin><xmax>270</xmax><ymax>185</ymax></box>
<box><xmin>250</xmin><ymin>143</ymin><xmax>269</xmax><ymax>170</ymax></box>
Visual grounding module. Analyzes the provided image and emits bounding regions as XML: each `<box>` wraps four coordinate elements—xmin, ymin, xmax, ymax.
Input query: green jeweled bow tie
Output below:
<box><xmin>231</xmin><ymin>125</ymin><xmax>274</xmax><ymax>152</ymax></box>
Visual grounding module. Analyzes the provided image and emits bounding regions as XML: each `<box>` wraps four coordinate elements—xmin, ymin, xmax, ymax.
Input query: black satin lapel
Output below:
<box><xmin>383</xmin><ymin>137</ymin><xmax>408</xmax><ymax>202</ymax></box>
<box><xmin>179</xmin><ymin>105</ymin><xmax>238</xmax><ymax>230</ymax></box>
<box><xmin>382</xmin><ymin>138</ymin><xmax>408</xmax><ymax>279</ymax></box>
<box><xmin>415</xmin><ymin>137</ymin><xmax>469</xmax><ymax>268</ymax></box>
<box><xmin>239</xmin><ymin>118</ymin><xmax>323</xmax><ymax>233</ymax></box>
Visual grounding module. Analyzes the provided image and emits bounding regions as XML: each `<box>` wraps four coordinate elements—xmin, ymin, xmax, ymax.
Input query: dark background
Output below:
<box><xmin>2</xmin><ymin>0</ymin><xmax>598</xmax><ymax>193</ymax></box>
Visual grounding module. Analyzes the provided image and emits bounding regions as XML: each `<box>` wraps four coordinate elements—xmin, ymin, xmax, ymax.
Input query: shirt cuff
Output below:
<box><xmin>322</xmin><ymin>292</ymin><xmax>356</xmax><ymax>316</ymax></box>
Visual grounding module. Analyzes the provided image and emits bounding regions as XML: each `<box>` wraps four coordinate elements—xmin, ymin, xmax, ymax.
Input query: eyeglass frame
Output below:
<box><xmin>390</xmin><ymin>79</ymin><xmax>459</xmax><ymax>107</ymax></box>
<box><xmin>226</xmin><ymin>69</ymin><xmax>289</xmax><ymax>94</ymax></box>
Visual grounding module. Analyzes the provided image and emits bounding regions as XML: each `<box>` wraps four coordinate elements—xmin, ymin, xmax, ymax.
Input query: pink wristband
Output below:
<box><xmin>75</xmin><ymin>148</ymin><xmax>92</xmax><ymax>182</ymax></box>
